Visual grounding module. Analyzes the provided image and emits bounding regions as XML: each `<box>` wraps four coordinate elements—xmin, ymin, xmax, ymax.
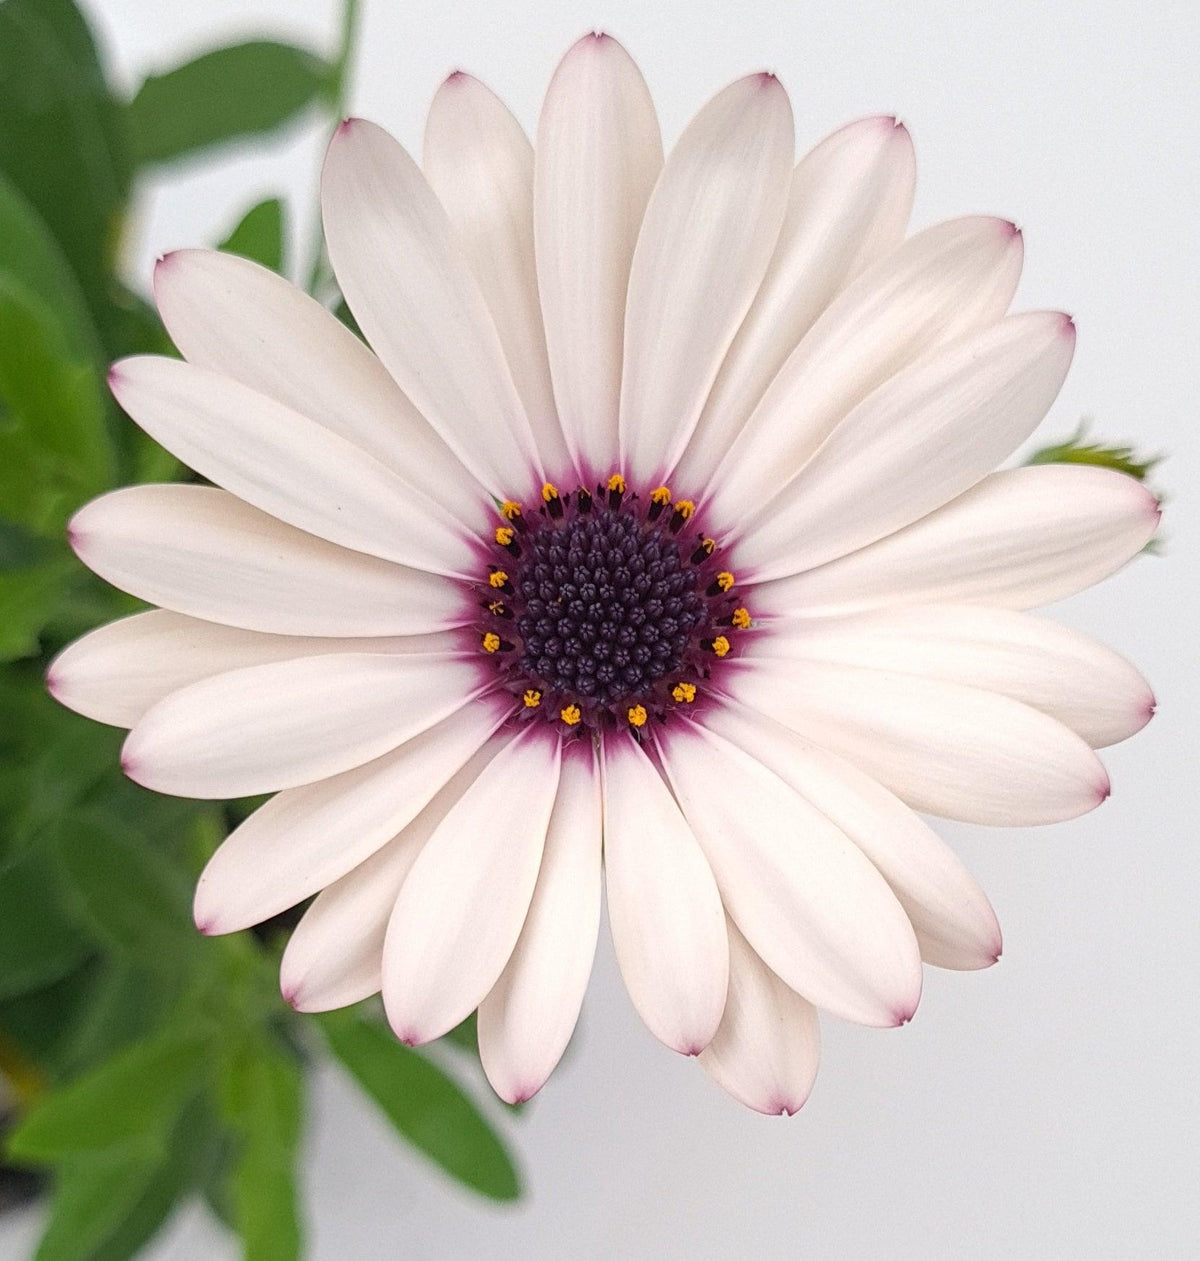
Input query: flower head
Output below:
<box><xmin>49</xmin><ymin>33</ymin><xmax>1159</xmax><ymax>1114</ymax></box>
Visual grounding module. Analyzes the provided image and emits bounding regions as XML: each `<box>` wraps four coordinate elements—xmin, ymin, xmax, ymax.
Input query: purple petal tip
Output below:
<box><xmin>573</xmin><ymin>30</ymin><xmax>612</xmax><ymax>53</ymax></box>
<box><xmin>119</xmin><ymin>748</ymin><xmax>147</xmax><ymax>787</ymax></box>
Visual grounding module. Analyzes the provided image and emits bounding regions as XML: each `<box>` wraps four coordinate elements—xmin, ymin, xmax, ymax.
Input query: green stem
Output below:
<box><xmin>330</xmin><ymin>0</ymin><xmax>362</xmax><ymax>119</ymax></box>
<box><xmin>306</xmin><ymin>0</ymin><xmax>361</xmax><ymax>295</ymax></box>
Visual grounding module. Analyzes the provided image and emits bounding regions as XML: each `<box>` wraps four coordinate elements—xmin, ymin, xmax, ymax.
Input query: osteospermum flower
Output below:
<box><xmin>49</xmin><ymin>34</ymin><xmax>1159</xmax><ymax>1114</ymax></box>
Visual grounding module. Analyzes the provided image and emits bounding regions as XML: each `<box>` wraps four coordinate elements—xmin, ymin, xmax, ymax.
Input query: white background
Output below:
<box><xmin>5</xmin><ymin>0</ymin><xmax>1198</xmax><ymax>1256</ymax></box>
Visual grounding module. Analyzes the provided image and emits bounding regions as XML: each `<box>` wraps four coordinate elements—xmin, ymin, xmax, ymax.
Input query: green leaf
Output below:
<box><xmin>0</xmin><ymin>520</ymin><xmax>52</xmax><ymax>567</ymax></box>
<box><xmin>51</xmin><ymin>812</ymin><xmax>201</xmax><ymax>971</ymax></box>
<box><xmin>88</xmin><ymin>1099</ymin><xmax>222</xmax><ymax>1261</ymax></box>
<box><xmin>219</xmin><ymin>197</ymin><xmax>287</xmax><ymax>272</ymax></box>
<box><xmin>54</xmin><ymin>959</ymin><xmax>179</xmax><ymax>1082</ymax></box>
<box><xmin>7</xmin><ymin>1025</ymin><xmax>210</xmax><ymax>1162</ymax></box>
<box><xmin>130</xmin><ymin>42</ymin><xmax>330</xmax><ymax>166</ymax></box>
<box><xmin>0</xmin><ymin>850</ymin><xmax>91</xmax><ymax>1003</ymax></box>
<box><xmin>33</xmin><ymin>1148</ymin><xmax>160</xmax><ymax>1261</ymax></box>
<box><xmin>105</xmin><ymin>281</ymin><xmax>173</xmax><ymax>356</ymax></box>
<box><xmin>0</xmin><ymin>959</ymin><xmax>99</xmax><ymax>1075</ymax></box>
<box><xmin>0</xmin><ymin>670</ymin><xmax>200</xmax><ymax>868</ymax></box>
<box><xmin>221</xmin><ymin>1039</ymin><xmax>304</xmax><ymax>1261</ymax></box>
<box><xmin>1026</xmin><ymin>421</ymin><xmax>1164</xmax><ymax>483</ymax></box>
<box><xmin>442</xmin><ymin>1011</ymin><xmax>478</xmax><ymax>1053</ymax></box>
<box><xmin>0</xmin><ymin>0</ymin><xmax>133</xmax><ymax>344</ymax></box>
<box><xmin>0</xmin><ymin>274</ymin><xmax>115</xmax><ymax>535</ymax></box>
<box><xmin>0</xmin><ymin>678</ymin><xmax>124</xmax><ymax>859</ymax></box>
<box><xmin>320</xmin><ymin>1011</ymin><xmax>521</xmax><ymax>1201</ymax></box>
<box><xmin>0</xmin><ymin>170</ymin><xmax>99</xmax><ymax>366</ymax></box>
<box><xmin>34</xmin><ymin>1096</ymin><xmax>223</xmax><ymax>1261</ymax></box>
<box><xmin>0</xmin><ymin>558</ymin><xmax>76</xmax><ymax>662</ymax></box>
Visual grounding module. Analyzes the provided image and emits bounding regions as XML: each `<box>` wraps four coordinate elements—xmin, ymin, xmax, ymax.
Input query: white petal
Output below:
<box><xmin>706</xmin><ymin>216</ymin><xmax>1024</xmax><ymax>522</ymax></box>
<box><xmin>619</xmin><ymin>73</ymin><xmax>794</xmax><ymax>484</ymax></box>
<box><xmin>734</xmin><ymin>311</ymin><xmax>1076</xmax><ymax>578</ymax></box>
<box><xmin>752</xmin><ymin>465</ymin><xmax>1161</xmax><ymax>617</ymax></box>
<box><xmin>67</xmin><ymin>485</ymin><xmax>468</xmax><ymax>636</ymax></box>
<box><xmin>424</xmin><ymin>73</ymin><xmax>571</xmax><ymax>476</ymax></box>
<box><xmin>601</xmin><ymin>733</ymin><xmax>728</xmax><ymax>1054</ymax></box>
<box><xmin>699</xmin><ymin>920</ymin><xmax>820</xmax><ymax>1115</ymax></box>
<box><xmin>192</xmin><ymin>701</ymin><xmax>507</xmax><ymax>934</ymax></box>
<box><xmin>675</xmin><ymin>115</ymin><xmax>915</xmax><ymax>491</ymax></box>
<box><xmin>754</xmin><ymin>604</ymin><xmax>1154</xmax><ymax>750</ymax></box>
<box><xmin>108</xmin><ymin>356</ymin><xmax>474</xmax><ymax>577</ymax></box>
<box><xmin>658</xmin><ymin>721</ymin><xmax>921</xmax><ymax>1026</ymax></box>
<box><xmin>123</xmin><ymin>652</ymin><xmax>486</xmax><ymax>799</ymax></box>
<box><xmin>478</xmin><ymin>743</ymin><xmax>603</xmax><ymax>1102</ymax></box>
<box><xmin>703</xmin><ymin>702</ymin><xmax>1002</xmax><ymax>970</ymax></box>
<box><xmin>383</xmin><ymin>729</ymin><xmax>561</xmax><ymax>1045</ymax></box>
<box><xmin>322</xmin><ymin>118</ymin><xmax>542</xmax><ymax>497</ymax></box>
<box><xmin>534</xmin><ymin>33</ymin><xmax>661</xmax><ymax>479</ymax></box>
<box><xmin>47</xmin><ymin>609</ymin><xmax>458</xmax><ymax>729</ymax></box>
<box><xmin>152</xmin><ymin>249</ymin><xmax>484</xmax><ymax>524</ymax></box>
<box><xmin>727</xmin><ymin>658</ymin><xmax>1109</xmax><ymax>825</ymax></box>
<box><xmin>279</xmin><ymin>742</ymin><xmax>500</xmax><ymax>1012</ymax></box>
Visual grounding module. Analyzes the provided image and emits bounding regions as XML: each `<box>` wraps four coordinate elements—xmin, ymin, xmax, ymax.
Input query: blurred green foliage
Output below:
<box><xmin>129</xmin><ymin>43</ymin><xmax>333</xmax><ymax>167</ymax></box>
<box><xmin>0</xmin><ymin>1</ymin><xmax>521</xmax><ymax>1257</ymax></box>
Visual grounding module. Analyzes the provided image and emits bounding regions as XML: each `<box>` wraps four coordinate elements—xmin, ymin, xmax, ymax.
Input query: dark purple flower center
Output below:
<box><xmin>474</xmin><ymin>479</ymin><xmax>750</xmax><ymax>734</ymax></box>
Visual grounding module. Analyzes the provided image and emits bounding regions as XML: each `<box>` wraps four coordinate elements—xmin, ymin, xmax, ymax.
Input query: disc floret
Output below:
<box><xmin>473</xmin><ymin>475</ymin><xmax>752</xmax><ymax>734</ymax></box>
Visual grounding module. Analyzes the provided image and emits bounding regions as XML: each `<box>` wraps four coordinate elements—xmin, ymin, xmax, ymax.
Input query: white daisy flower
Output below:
<box><xmin>48</xmin><ymin>34</ymin><xmax>1159</xmax><ymax>1114</ymax></box>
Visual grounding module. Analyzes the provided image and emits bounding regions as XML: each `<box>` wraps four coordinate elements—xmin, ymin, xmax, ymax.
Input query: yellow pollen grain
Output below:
<box><xmin>488</xmin><ymin>570</ymin><xmax>508</xmax><ymax>589</ymax></box>
<box><xmin>710</xmin><ymin>635</ymin><xmax>731</xmax><ymax>658</ymax></box>
<box><xmin>560</xmin><ymin>703</ymin><xmax>582</xmax><ymax>726</ymax></box>
<box><xmin>650</xmin><ymin>485</ymin><xmax>671</xmax><ymax>505</ymax></box>
<box><xmin>541</xmin><ymin>482</ymin><xmax>560</xmax><ymax>502</ymax></box>
<box><xmin>523</xmin><ymin>689</ymin><xmax>542</xmax><ymax>709</ymax></box>
<box><xmin>674</xmin><ymin>499</ymin><xmax>695</xmax><ymax>520</ymax></box>
<box><xmin>672</xmin><ymin>682</ymin><xmax>697</xmax><ymax>704</ymax></box>
<box><xmin>627</xmin><ymin>704</ymin><xmax>648</xmax><ymax>728</ymax></box>
<box><xmin>482</xmin><ymin>632</ymin><xmax>501</xmax><ymax>653</ymax></box>
<box><xmin>731</xmin><ymin>607</ymin><xmax>752</xmax><ymax>629</ymax></box>
<box><xmin>698</xmin><ymin>538</ymin><xmax>715</xmax><ymax>555</ymax></box>
<box><xmin>500</xmin><ymin>500</ymin><xmax>523</xmax><ymax>520</ymax></box>
<box><xmin>606</xmin><ymin>473</ymin><xmax>626</xmax><ymax>493</ymax></box>
<box><xmin>715</xmin><ymin>571</ymin><xmax>735</xmax><ymax>592</ymax></box>
<box><xmin>495</xmin><ymin>526</ymin><xmax>514</xmax><ymax>546</ymax></box>
<box><xmin>487</xmin><ymin>600</ymin><xmax>506</xmax><ymax>615</ymax></box>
